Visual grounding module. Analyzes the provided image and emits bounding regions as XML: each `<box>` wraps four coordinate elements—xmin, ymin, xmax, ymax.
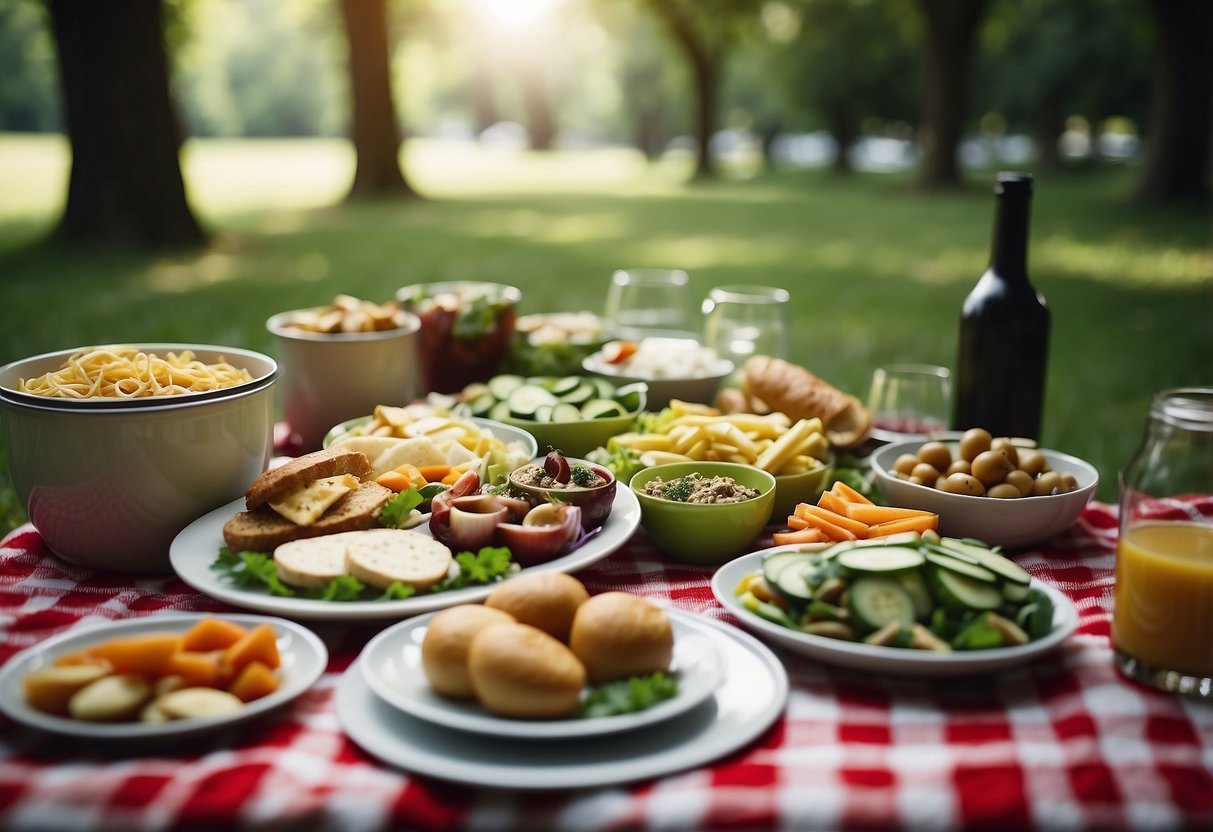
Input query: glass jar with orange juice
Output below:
<box><xmin>1113</xmin><ymin>387</ymin><xmax>1213</xmax><ymax>698</ymax></box>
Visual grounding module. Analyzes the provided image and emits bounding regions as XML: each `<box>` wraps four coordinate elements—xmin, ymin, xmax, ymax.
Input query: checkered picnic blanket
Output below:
<box><xmin>1</xmin><ymin>499</ymin><xmax>1211</xmax><ymax>832</ymax></box>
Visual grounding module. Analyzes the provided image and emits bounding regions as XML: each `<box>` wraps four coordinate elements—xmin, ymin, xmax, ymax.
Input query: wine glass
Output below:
<box><xmin>866</xmin><ymin>364</ymin><xmax>951</xmax><ymax>442</ymax></box>
<box><xmin>604</xmin><ymin>269</ymin><xmax>697</xmax><ymax>342</ymax></box>
<box><xmin>700</xmin><ymin>285</ymin><xmax>790</xmax><ymax>367</ymax></box>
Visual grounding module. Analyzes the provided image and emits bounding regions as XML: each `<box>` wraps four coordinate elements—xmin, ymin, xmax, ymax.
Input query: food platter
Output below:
<box><xmin>0</xmin><ymin>613</ymin><xmax>326</xmax><ymax>741</ymax></box>
<box><xmin>168</xmin><ymin>483</ymin><xmax>641</xmax><ymax>621</ymax></box>
<box><xmin>359</xmin><ymin>608</ymin><xmax>724</xmax><ymax>740</ymax></box>
<box><xmin>712</xmin><ymin>547</ymin><xmax>1078</xmax><ymax>677</ymax></box>
<box><xmin>336</xmin><ymin>611</ymin><xmax>788</xmax><ymax>789</ymax></box>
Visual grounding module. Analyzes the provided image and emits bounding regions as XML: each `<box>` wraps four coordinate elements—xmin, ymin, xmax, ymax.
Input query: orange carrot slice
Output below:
<box><xmin>376</xmin><ymin>470</ymin><xmax>413</xmax><ymax>492</ymax></box>
<box><xmin>816</xmin><ymin>489</ymin><xmax>850</xmax><ymax>515</ymax></box>
<box><xmin>830</xmin><ymin>480</ymin><xmax>874</xmax><ymax>505</ymax></box>
<box><xmin>866</xmin><ymin>514</ymin><xmax>939</xmax><ymax>538</ymax></box>
<box><xmin>841</xmin><ymin>503</ymin><xmax>935</xmax><ymax>525</ymax></box>
<box><xmin>795</xmin><ymin>503</ymin><xmax>870</xmax><ymax>538</ymax></box>
<box><xmin>773</xmin><ymin>528</ymin><xmax>830</xmax><ymax>546</ymax></box>
<box><xmin>181</xmin><ymin>617</ymin><xmax>249</xmax><ymax>652</ymax></box>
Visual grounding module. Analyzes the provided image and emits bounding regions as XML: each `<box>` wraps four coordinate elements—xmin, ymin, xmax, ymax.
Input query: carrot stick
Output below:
<box><xmin>773</xmin><ymin>528</ymin><xmax>829</xmax><ymax>546</ymax></box>
<box><xmin>795</xmin><ymin>503</ymin><xmax>870</xmax><ymax>538</ymax></box>
<box><xmin>789</xmin><ymin>505</ymin><xmax>859</xmax><ymax>541</ymax></box>
<box><xmin>866</xmin><ymin>514</ymin><xmax>939</xmax><ymax>538</ymax></box>
<box><xmin>816</xmin><ymin>490</ymin><xmax>850</xmax><ymax>515</ymax></box>
<box><xmin>830</xmin><ymin>479</ymin><xmax>874</xmax><ymax>505</ymax></box>
<box><xmin>786</xmin><ymin>515</ymin><xmax>811</xmax><ymax>531</ymax></box>
<box><xmin>375</xmin><ymin>470</ymin><xmax>413</xmax><ymax>492</ymax></box>
<box><xmin>416</xmin><ymin>464</ymin><xmax>451</xmax><ymax>484</ymax></box>
<box><xmin>841</xmin><ymin>503</ymin><xmax>935</xmax><ymax>525</ymax></box>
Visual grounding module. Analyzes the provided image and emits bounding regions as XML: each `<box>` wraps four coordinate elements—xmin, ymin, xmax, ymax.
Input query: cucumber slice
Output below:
<box><xmin>926</xmin><ymin>565</ymin><xmax>1004</xmax><ymax>612</ymax></box>
<box><xmin>581</xmin><ymin>399</ymin><xmax>626</xmax><ymax>419</ymax></box>
<box><xmin>762</xmin><ymin>551</ymin><xmax>816</xmax><ymax>586</ymax></box>
<box><xmin>614</xmin><ymin>381</ymin><xmax>647</xmax><ymax>412</ymax></box>
<box><xmin>552</xmin><ymin>403</ymin><xmax>582</xmax><ymax>422</ymax></box>
<box><xmin>534</xmin><ymin>404</ymin><xmax>554</xmax><ymax>423</ymax></box>
<box><xmin>549</xmin><ymin>376</ymin><xmax>582</xmax><ymax>396</ymax></box>
<box><xmin>773</xmin><ymin>563</ymin><xmax>814</xmax><ymax>605</ymax></box>
<box><xmin>488</xmin><ymin>401</ymin><xmax>512</xmax><ymax>422</ymax></box>
<box><xmin>467</xmin><ymin>392</ymin><xmax>496</xmax><ymax>417</ymax></box>
<box><xmin>847</xmin><ymin>577</ymin><xmax>916</xmax><ymax>633</ymax></box>
<box><xmin>897</xmin><ymin>570</ymin><xmax>934</xmax><ymax>620</ymax></box>
<box><xmin>924</xmin><ymin>550</ymin><xmax>998</xmax><ymax>583</ymax></box>
<box><xmin>591</xmin><ymin>377</ymin><xmax>617</xmax><ymax>398</ymax></box>
<box><xmin>740</xmin><ymin>591</ymin><xmax>796</xmax><ymax>628</ymax></box>
<box><xmin>940</xmin><ymin>538</ymin><xmax>1029</xmax><ymax>585</ymax></box>
<box><xmin>558</xmin><ymin>383</ymin><xmax>594</xmax><ymax>406</ymax></box>
<box><xmin>487</xmin><ymin>374</ymin><xmax>525</xmax><ymax>400</ymax></box>
<box><xmin>927</xmin><ymin>541</ymin><xmax>981</xmax><ymax>565</ymax></box>
<box><xmin>1025</xmin><ymin>588</ymin><xmax>1055</xmax><ymax>640</ymax></box>
<box><xmin>507</xmin><ymin>384</ymin><xmax>558</xmax><ymax>417</ymax></box>
<box><xmin>838</xmin><ymin>547</ymin><xmax>925</xmax><ymax>576</ymax></box>
<box><xmin>1002</xmin><ymin>581</ymin><xmax>1032</xmax><ymax>603</ymax></box>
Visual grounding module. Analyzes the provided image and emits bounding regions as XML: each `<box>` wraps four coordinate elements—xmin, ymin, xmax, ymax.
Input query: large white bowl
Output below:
<box><xmin>582</xmin><ymin>346</ymin><xmax>733</xmax><ymax>409</ymax></box>
<box><xmin>0</xmin><ymin>344</ymin><xmax>277</xmax><ymax>575</ymax></box>
<box><xmin>869</xmin><ymin>439</ymin><xmax>1098</xmax><ymax>549</ymax></box>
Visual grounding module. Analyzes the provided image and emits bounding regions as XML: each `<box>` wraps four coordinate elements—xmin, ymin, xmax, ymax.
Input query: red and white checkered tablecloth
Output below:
<box><xmin>1</xmin><ymin>500</ymin><xmax>1211</xmax><ymax>832</ymax></box>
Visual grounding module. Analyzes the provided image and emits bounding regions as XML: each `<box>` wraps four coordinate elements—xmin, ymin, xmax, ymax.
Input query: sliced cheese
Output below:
<box><xmin>344</xmin><ymin>529</ymin><xmax>453</xmax><ymax>590</ymax></box>
<box><xmin>268</xmin><ymin>474</ymin><xmax>359</xmax><ymax>526</ymax></box>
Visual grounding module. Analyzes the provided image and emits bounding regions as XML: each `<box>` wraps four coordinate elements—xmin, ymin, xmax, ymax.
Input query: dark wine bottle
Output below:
<box><xmin>952</xmin><ymin>172</ymin><xmax>1050</xmax><ymax>440</ymax></box>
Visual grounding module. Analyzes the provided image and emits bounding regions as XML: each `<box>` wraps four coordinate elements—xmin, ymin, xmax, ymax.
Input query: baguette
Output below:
<box><xmin>736</xmin><ymin>355</ymin><xmax>870</xmax><ymax>448</ymax></box>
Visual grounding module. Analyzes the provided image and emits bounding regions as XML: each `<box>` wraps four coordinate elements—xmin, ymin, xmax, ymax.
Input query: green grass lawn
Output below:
<box><xmin>1</xmin><ymin>134</ymin><xmax>1210</xmax><ymax>532</ymax></box>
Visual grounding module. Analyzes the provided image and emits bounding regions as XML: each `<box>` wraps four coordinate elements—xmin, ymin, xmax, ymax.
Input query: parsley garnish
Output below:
<box><xmin>579</xmin><ymin>672</ymin><xmax>679</xmax><ymax>718</ymax></box>
<box><xmin>570</xmin><ymin>465</ymin><xmax>596</xmax><ymax>487</ymax></box>
<box><xmin>662</xmin><ymin>475</ymin><xmax>698</xmax><ymax>502</ymax></box>
<box><xmin>379</xmin><ymin>488</ymin><xmax>425</xmax><ymax>528</ymax></box>
<box><xmin>433</xmin><ymin>546</ymin><xmax>515</xmax><ymax>591</ymax></box>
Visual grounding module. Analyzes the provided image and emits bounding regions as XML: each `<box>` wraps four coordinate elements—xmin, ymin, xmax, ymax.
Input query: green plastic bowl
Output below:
<box><xmin>499</xmin><ymin>384</ymin><xmax>646</xmax><ymax>459</ymax></box>
<box><xmin>770</xmin><ymin>455</ymin><xmax>835</xmax><ymax>524</ymax></box>
<box><xmin>630</xmin><ymin>462</ymin><xmax>776</xmax><ymax>564</ymax></box>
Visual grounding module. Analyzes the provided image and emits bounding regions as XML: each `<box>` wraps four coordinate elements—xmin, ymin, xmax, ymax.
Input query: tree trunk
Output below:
<box><xmin>48</xmin><ymin>0</ymin><xmax>205</xmax><ymax>248</ymax></box>
<box><xmin>1034</xmin><ymin>88</ymin><xmax>1066</xmax><ymax>173</ymax></box>
<box><xmin>648</xmin><ymin>0</ymin><xmax>720</xmax><ymax>179</ymax></box>
<box><xmin>915</xmin><ymin>0</ymin><xmax>990</xmax><ymax>189</ymax></box>
<box><xmin>470</xmin><ymin>55</ymin><xmax>499</xmax><ymax>135</ymax></box>
<box><xmin>518</xmin><ymin>55</ymin><xmax>556</xmax><ymax>151</ymax></box>
<box><xmin>339</xmin><ymin>0</ymin><xmax>416</xmax><ymax>200</ymax></box>
<box><xmin>1135</xmin><ymin>0</ymin><xmax>1213</xmax><ymax>203</ymax></box>
<box><xmin>827</xmin><ymin>103</ymin><xmax>857</xmax><ymax>174</ymax></box>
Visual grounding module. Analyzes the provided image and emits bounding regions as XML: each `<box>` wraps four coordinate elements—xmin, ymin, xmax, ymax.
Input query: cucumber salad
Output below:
<box><xmin>460</xmin><ymin>373</ymin><xmax>645</xmax><ymax>424</ymax></box>
<box><xmin>735</xmin><ymin>530</ymin><xmax>1056</xmax><ymax>651</ymax></box>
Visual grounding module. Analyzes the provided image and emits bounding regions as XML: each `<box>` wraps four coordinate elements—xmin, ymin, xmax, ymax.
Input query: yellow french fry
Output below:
<box><xmin>672</xmin><ymin>426</ymin><xmax>709</xmax><ymax>455</ymax></box>
<box><xmin>755</xmin><ymin>419</ymin><xmax>819</xmax><ymax>473</ymax></box>
<box><xmin>639</xmin><ymin>450</ymin><xmax>693</xmax><ymax>467</ymax></box>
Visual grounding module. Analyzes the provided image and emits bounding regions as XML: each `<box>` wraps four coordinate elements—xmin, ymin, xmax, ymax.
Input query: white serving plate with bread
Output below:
<box><xmin>359</xmin><ymin>607</ymin><xmax>723</xmax><ymax>739</ymax></box>
<box><xmin>168</xmin><ymin>483</ymin><xmax>642</xmax><ymax>621</ymax></box>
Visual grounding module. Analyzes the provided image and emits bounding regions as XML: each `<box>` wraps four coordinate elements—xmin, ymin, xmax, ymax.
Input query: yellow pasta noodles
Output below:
<box><xmin>18</xmin><ymin>346</ymin><xmax>253</xmax><ymax>399</ymax></box>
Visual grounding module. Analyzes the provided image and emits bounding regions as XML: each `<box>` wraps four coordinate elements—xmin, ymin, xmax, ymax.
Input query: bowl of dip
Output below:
<box><xmin>506</xmin><ymin>453</ymin><xmax>616</xmax><ymax>531</ymax></box>
<box><xmin>630</xmin><ymin>461</ymin><xmax>776</xmax><ymax>564</ymax></box>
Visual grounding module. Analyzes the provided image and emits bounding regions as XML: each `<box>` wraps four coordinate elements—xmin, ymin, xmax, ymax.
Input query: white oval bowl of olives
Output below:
<box><xmin>869</xmin><ymin>429</ymin><xmax>1098</xmax><ymax>549</ymax></box>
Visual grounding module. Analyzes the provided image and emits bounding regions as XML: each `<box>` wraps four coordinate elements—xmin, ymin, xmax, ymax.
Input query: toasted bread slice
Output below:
<box><xmin>345</xmin><ymin>529</ymin><xmax>453</xmax><ymax>590</ymax></box>
<box><xmin>223</xmin><ymin>481</ymin><xmax>392</xmax><ymax>553</ymax></box>
<box><xmin>244</xmin><ymin>447</ymin><xmax>373</xmax><ymax>510</ymax></box>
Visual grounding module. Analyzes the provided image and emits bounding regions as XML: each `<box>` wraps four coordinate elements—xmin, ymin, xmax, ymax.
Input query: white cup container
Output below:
<box><xmin>267</xmin><ymin>309</ymin><xmax>422</xmax><ymax>451</ymax></box>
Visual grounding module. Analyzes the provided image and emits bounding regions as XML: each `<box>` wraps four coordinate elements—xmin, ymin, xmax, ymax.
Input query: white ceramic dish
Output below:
<box><xmin>360</xmin><ymin>608</ymin><xmax>723</xmax><ymax>740</ymax></box>
<box><xmin>869</xmin><ymin>439</ymin><xmax>1099</xmax><ymax>549</ymax></box>
<box><xmin>336</xmin><ymin>612</ymin><xmax>787</xmax><ymax>789</ymax></box>
<box><xmin>712</xmin><ymin>547</ymin><xmax>1078</xmax><ymax>678</ymax></box>
<box><xmin>168</xmin><ymin>483</ymin><xmax>641</xmax><ymax>621</ymax></box>
<box><xmin>321</xmin><ymin>414</ymin><xmax>538</xmax><ymax>462</ymax></box>
<box><xmin>582</xmin><ymin>342</ymin><xmax>733</xmax><ymax>409</ymax></box>
<box><xmin>0</xmin><ymin>613</ymin><xmax>326</xmax><ymax>740</ymax></box>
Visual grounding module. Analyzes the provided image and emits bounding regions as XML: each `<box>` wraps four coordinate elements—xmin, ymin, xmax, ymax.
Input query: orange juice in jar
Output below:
<box><xmin>1113</xmin><ymin>388</ymin><xmax>1213</xmax><ymax>698</ymax></box>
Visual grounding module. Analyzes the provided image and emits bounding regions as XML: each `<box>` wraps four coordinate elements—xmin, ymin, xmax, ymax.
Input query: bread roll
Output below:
<box><xmin>484</xmin><ymin>572</ymin><xmax>589</xmax><ymax>642</ymax></box>
<box><xmin>421</xmin><ymin>605</ymin><xmax>516</xmax><ymax>699</ymax></box>
<box><xmin>568</xmin><ymin>592</ymin><xmax>674</xmax><ymax>684</ymax></box>
<box><xmin>467</xmin><ymin>622</ymin><xmax>586</xmax><ymax>718</ymax></box>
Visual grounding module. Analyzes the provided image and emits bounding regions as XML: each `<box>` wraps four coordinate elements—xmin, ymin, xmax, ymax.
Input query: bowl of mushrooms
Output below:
<box><xmin>869</xmin><ymin>428</ymin><xmax>1098</xmax><ymax>550</ymax></box>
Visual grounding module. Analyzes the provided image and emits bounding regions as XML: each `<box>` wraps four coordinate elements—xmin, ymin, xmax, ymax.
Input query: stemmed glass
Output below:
<box><xmin>700</xmin><ymin>285</ymin><xmax>790</xmax><ymax>366</ymax></box>
<box><xmin>604</xmin><ymin>269</ymin><xmax>697</xmax><ymax>342</ymax></box>
<box><xmin>866</xmin><ymin>364</ymin><xmax>951</xmax><ymax>441</ymax></box>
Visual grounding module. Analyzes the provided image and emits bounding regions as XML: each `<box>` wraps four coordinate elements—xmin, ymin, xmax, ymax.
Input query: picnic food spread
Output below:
<box><xmin>5</xmin><ymin>284</ymin><xmax>1206</xmax><ymax>832</ymax></box>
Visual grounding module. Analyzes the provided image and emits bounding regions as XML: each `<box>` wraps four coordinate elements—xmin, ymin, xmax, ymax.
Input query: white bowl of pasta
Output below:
<box><xmin>0</xmin><ymin>344</ymin><xmax>277</xmax><ymax>575</ymax></box>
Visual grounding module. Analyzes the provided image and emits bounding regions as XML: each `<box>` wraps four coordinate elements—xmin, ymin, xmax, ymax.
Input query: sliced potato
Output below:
<box><xmin>23</xmin><ymin>663</ymin><xmax>115</xmax><ymax>716</ymax></box>
<box><xmin>156</xmin><ymin>687</ymin><xmax>245</xmax><ymax>720</ymax></box>
<box><xmin>69</xmin><ymin>674</ymin><xmax>152</xmax><ymax>722</ymax></box>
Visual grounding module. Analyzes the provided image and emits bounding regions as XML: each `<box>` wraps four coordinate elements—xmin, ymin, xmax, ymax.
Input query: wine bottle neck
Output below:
<box><xmin>989</xmin><ymin>192</ymin><xmax>1030</xmax><ymax>280</ymax></box>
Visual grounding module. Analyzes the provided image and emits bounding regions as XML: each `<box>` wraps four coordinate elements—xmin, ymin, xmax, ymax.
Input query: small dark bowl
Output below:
<box><xmin>506</xmin><ymin>457</ymin><xmax>616</xmax><ymax>531</ymax></box>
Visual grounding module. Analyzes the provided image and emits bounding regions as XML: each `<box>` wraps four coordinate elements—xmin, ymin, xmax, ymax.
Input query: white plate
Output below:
<box><xmin>712</xmin><ymin>547</ymin><xmax>1078</xmax><ymax>677</ymax></box>
<box><xmin>336</xmin><ymin>612</ymin><xmax>787</xmax><ymax>789</ymax></box>
<box><xmin>360</xmin><ymin>608</ymin><xmax>723</xmax><ymax>740</ymax></box>
<box><xmin>0</xmin><ymin>613</ymin><xmax>327</xmax><ymax>740</ymax></box>
<box><xmin>169</xmin><ymin>484</ymin><xmax>641</xmax><ymax>621</ymax></box>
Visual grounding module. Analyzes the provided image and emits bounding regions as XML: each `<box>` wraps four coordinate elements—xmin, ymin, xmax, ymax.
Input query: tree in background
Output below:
<box><xmin>339</xmin><ymin>0</ymin><xmax>416</xmax><ymax>199</ymax></box>
<box><xmin>642</xmin><ymin>0</ymin><xmax>763</xmax><ymax>178</ymax></box>
<box><xmin>762</xmin><ymin>0</ymin><xmax>918</xmax><ymax>173</ymax></box>
<box><xmin>0</xmin><ymin>1</ymin><xmax>61</xmax><ymax>132</ymax></box>
<box><xmin>978</xmin><ymin>0</ymin><xmax>1150</xmax><ymax>172</ymax></box>
<box><xmin>47</xmin><ymin>0</ymin><xmax>205</xmax><ymax>247</ymax></box>
<box><xmin>914</xmin><ymin>0</ymin><xmax>991</xmax><ymax>188</ymax></box>
<box><xmin>1135</xmin><ymin>0</ymin><xmax>1211</xmax><ymax>203</ymax></box>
